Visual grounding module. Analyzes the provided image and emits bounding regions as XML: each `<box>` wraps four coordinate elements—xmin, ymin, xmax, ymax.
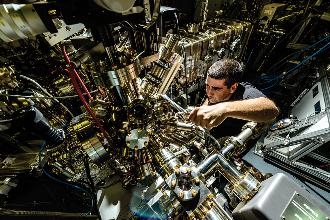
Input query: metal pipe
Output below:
<box><xmin>196</xmin><ymin>154</ymin><xmax>241</xmax><ymax>178</ymax></box>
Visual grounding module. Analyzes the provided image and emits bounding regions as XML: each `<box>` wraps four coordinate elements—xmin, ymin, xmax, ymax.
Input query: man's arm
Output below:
<box><xmin>189</xmin><ymin>97</ymin><xmax>279</xmax><ymax>129</ymax></box>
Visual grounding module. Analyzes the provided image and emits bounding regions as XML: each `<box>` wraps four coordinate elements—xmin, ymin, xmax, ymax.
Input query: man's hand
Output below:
<box><xmin>188</xmin><ymin>103</ymin><xmax>227</xmax><ymax>130</ymax></box>
<box><xmin>188</xmin><ymin>97</ymin><xmax>279</xmax><ymax>130</ymax></box>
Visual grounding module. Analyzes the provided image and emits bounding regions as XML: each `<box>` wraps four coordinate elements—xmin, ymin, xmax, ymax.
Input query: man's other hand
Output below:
<box><xmin>188</xmin><ymin>104</ymin><xmax>227</xmax><ymax>130</ymax></box>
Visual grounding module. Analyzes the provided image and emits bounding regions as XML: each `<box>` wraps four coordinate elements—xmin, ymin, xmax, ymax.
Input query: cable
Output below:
<box><xmin>203</xmin><ymin>129</ymin><xmax>222</xmax><ymax>150</ymax></box>
<box><xmin>192</xmin><ymin>124</ymin><xmax>222</xmax><ymax>150</ymax></box>
<box><xmin>258</xmin><ymin>38</ymin><xmax>330</xmax><ymax>91</ymax></box>
<box><xmin>285</xmin><ymin>41</ymin><xmax>330</xmax><ymax>75</ymax></box>
<box><xmin>64</xmin><ymin>68</ymin><xmax>111</xmax><ymax>141</ymax></box>
<box><xmin>254</xmin><ymin>13</ymin><xmax>321</xmax><ymax>73</ymax></box>
<box><xmin>0</xmin><ymin>119</ymin><xmax>13</xmax><ymax>123</ymax></box>
<box><xmin>264</xmin><ymin>14</ymin><xmax>319</xmax><ymax>61</ymax></box>
<box><xmin>83</xmin><ymin>157</ymin><xmax>102</xmax><ymax>220</ymax></box>
<box><xmin>195</xmin><ymin>0</ymin><xmax>209</xmax><ymax>19</ymax></box>
<box><xmin>0</xmin><ymin>90</ymin><xmax>98</xmax><ymax>99</ymax></box>
<box><xmin>266</xmin><ymin>34</ymin><xmax>330</xmax><ymax>74</ymax></box>
<box><xmin>61</xmin><ymin>45</ymin><xmax>93</xmax><ymax>101</ymax></box>
<box><xmin>61</xmin><ymin>45</ymin><xmax>111</xmax><ymax>141</ymax></box>
<box><xmin>38</xmin><ymin>143</ymin><xmax>94</xmax><ymax>215</ymax></box>
<box><xmin>19</xmin><ymin>75</ymin><xmax>74</xmax><ymax>118</ymax></box>
<box><xmin>303</xmin><ymin>0</ymin><xmax>312</xmax><ymax>17</ymax></box>
<box><xmin>260</xmin><ymin>78</ymin><xmax>280</xmax><ymax>92</ymax></box>
<box><xmin>42</xmin><ymin>168</ymin><xmax>95</xmax><ymax>215</ymax></box>
<box><xmin>38</xmin><ymin>140</ymin><xmax>46</xmax><ymax>165</ymax></box>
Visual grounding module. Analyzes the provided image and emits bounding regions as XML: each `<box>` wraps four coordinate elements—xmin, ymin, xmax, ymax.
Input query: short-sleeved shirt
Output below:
<box><xmin>209</xmin><ymin>82</ymin><xmax>266</xmax><ymax>139</ymax></box>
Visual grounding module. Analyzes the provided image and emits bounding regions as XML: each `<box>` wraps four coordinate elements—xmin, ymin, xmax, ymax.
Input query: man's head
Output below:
<box><xmin>205</xmin><ymin>59</ymin><xmax>243</xmax><ymax>104</ymax></box>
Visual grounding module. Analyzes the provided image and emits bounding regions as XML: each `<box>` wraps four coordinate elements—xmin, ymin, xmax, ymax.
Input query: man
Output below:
<box><xmin>189</xmin><ymin>58</ymin><xmax>279</xmax><ymax>139</ymax></box>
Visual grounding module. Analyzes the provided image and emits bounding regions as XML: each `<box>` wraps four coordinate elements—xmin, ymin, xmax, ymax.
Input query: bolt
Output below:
<box><xmin>171</xmin><ymin>180</ymin><xmax>176</xmax><ymax>188</ymax></box>
<box><xmin>194</xmin><ymin>177</ymin><xmax>200</xmax><ymax>185</ymax></box>
<box><xmin>179</xmin><ymin>190</ymin><xmax>184</xmax><ymax>199</ymax></box>
<box><xmin>188</xmin><ymin>213</ymin><xmax>196</xmax><ymax>220</ymax></box>
<box><xmin>191</xmin><ymin>189</ymin><xmax>197</xmax><ymax>197</ymax></box>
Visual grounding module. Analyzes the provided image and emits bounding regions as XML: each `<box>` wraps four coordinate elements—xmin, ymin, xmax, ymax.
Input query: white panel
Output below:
<box><xmin>291</xmin><ymin>81</ymin><xmax>326</xmax><ymax>119</ymax></box>
<box><xmin>97</xmin><ymin>183</ymin><xmax>132</xmax><ymax>219</ymax></box>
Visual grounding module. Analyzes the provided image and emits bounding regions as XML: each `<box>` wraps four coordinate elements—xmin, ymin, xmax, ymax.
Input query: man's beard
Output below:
<box><xmin>208</xmin><ymin>96</ymin><xmax>230</xmax><ymax>105</ymax></box>
<box><xmin>207</xmin><ymin>97</ymin><xmax>218</xmax><ymax>105</ymax></box>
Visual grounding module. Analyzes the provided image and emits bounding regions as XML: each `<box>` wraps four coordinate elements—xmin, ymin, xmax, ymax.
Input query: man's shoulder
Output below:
<box><xmin>240</xmin><ymin>82</ymin><xmax>257</xmax><ymax>88</ymax></box>
<box><xmin>239</xmin><ymin>82</ymin><xmax>266</xmax><ymax>99</ymax></box>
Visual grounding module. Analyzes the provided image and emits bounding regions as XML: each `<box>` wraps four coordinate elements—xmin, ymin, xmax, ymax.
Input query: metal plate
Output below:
<box><xmin>281</xmin><ymin>192</ymin><xmax>329</xmax><ymax>220</ymax></box>
<box><xmin>270</xmin><ymin>118</ymin><xmax>293</xmax><ymax>131</ymax></box>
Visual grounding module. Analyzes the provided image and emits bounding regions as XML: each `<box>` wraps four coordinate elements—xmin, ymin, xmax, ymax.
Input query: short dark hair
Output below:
<box><xmin>207</xmin><ymin>58</ymin><xmax>243</xmax><ymax>88</ymax></box>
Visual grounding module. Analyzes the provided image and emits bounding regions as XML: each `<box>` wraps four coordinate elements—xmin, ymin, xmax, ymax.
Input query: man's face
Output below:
<box><xmin>205</xmin><ymin>77</ymin><xmax>237</xmax><ymax>104</ymax></box>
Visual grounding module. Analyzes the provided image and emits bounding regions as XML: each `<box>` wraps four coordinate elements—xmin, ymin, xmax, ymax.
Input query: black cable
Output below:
<box><xmin>194</xmin><ymin>0</ymin><xmax>208</xmax><ymax>19</ymax></box>
<box><xmin>96</xmin><ymin>178</ymin><xmax>121</xmax><ymax>190</ymax></box>
<box><xmin>42</xmin><ymin>168</ymin><xmax>95</xmax><ymax>215</ymax></box>
<box><xmin>83</xmin><ymin>156</ymin><xmax>102</xmax><ymax>220</ymax></box>
<box><xmin>0</xmin><ymin>90</ymin><xmax>98</xmax><ymax>99</ymax></box>
<box><xmin>265</xmin><ymin>28</ymin><xmax>330</xmax><ymax>75</ymax></box>
<box><xmin>203</xmin><ymin>129</ymin><xmax>222</xmax><ymax>150</ymax></box>
<box><xmin>193</xmin><ymin>126</ymin><xmax>222</xmax><ymax>150</ymax></box>
<box><xmin>39</xmin><ymin>143</ymin><xmax>95</xmax><ymax>215</ymax></box>
<box><xmin>255</xmin><ymin>13</ymin><xmax>320</xmax><ymax>73</ymax></box>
